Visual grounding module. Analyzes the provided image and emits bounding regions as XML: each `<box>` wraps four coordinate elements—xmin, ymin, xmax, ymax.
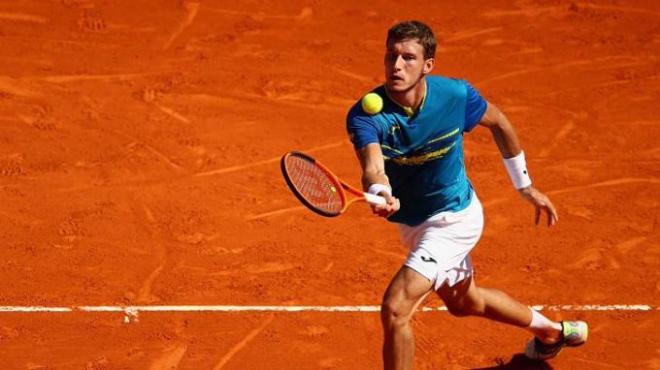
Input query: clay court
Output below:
<box><xmin>0</xmin><ymin>0</ymin><xmax>658</xmax><ymax>369</ymax></box>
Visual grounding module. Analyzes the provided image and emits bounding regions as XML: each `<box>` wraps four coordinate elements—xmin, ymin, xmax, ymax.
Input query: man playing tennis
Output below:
<box><xmin>346</xmin><ymin>21</ymin><xmax>588</xmax><ymax>369</ymax></box>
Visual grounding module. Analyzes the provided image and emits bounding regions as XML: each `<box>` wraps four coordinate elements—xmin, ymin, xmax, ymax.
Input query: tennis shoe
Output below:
<box><xmin>524</xmin><ymin>321</ymin><xmax>588</xmax><ymax>361</ymax></box>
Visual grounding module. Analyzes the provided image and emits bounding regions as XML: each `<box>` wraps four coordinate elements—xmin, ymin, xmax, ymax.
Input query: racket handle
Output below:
<box><xmin>363</xmin><ymin>192</ymin><xmax>387</xmax><ymax>206</ymax></box>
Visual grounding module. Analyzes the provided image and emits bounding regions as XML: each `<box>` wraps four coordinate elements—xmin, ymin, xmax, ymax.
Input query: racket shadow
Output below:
<box><xmin>471</xmin><ymin>354</ymin><xmax>554</xmax><ymax>370</ymax></box>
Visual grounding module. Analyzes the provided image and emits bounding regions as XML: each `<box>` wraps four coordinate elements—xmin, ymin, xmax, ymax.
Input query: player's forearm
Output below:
<box><xmin>360</xmin><ymin>157</ymin><xmax>389</xmax><ymax>190</ymax></box>
<box><xmin>490</xmin><ymin>125</ymin><xmax>522</xmax><ymax>158</ymax></box>
<box><xmin>357</xmin><ymin>143</ymin><xmax>390</xmax><ymax>190</ymax></box>
<box><xmin>361</xmin><ymin>171</ymin><xmax>389</xmax><ymax>191</ymax></box>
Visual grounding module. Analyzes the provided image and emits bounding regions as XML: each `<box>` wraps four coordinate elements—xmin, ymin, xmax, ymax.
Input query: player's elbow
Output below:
<box><xmin>479</xmin><ymin>103</ymin><xmax>507</xmax><ymax>130</ymax></box>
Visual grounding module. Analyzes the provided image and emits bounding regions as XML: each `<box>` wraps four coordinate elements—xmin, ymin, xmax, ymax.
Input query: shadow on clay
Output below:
<box><xmin>471</xmin><ymin>354</ymin><xmax>553</xmax><ymax>370</ymax></box>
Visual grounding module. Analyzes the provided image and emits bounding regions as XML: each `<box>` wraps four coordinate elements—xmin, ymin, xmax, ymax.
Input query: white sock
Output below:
<box><xmin>527</xmin><ymin>309</ymin><xmax>562</xmax><ymax>341</ymax></box>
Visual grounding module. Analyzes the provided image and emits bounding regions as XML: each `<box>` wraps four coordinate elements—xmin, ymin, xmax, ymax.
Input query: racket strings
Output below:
<box><xmin>285</xmin><ymin>156</ymin><xmax>343</xmax><ymax>214</ymax></box>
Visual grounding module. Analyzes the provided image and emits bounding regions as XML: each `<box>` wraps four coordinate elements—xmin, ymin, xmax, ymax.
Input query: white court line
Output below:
<box><xmin>0</xmin><ymin>304</ymin><xmax>655</xmax><ymax>313</ymax></box>
<box><xmin>0</xmin><ymin>304</ymin><xmax>655</xmax><ymax>324</ymax></box>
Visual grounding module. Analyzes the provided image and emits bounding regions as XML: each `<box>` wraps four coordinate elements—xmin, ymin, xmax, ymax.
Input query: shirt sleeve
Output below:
<box><xmin>462</xmin><ymin>80</ymin><xmax>488</xmax><ymax>132</ymax></box>
<box><xmin>346</xmin><ymin>105</ymin><xmax>381</xmax><ymax>149</ymax></box>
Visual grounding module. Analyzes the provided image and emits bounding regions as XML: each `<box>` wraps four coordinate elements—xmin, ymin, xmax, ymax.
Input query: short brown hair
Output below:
<box><xmin>386</xmin><ymin>20</ymin><xmax>436</xmax><ymax>60</ymax></box>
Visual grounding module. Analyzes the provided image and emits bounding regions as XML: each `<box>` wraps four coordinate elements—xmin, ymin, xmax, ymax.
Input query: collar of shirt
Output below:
<box><xmin>384</xmin><ymin>77</ymin><xmax>428</xmax><ymax>117</ymax></box>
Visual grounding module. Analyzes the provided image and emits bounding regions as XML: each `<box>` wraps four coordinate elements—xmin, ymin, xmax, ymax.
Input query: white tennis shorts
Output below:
<box><xmin>399</xmin><ymin>194</ymin><xmax>484</xmax><ymax>291</ymax></box>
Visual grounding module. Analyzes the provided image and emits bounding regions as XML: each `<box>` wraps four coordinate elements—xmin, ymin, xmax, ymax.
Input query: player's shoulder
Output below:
<box><xmin>427</xmin><ymin>75</ymin><xmax>470</xmax><ymax>98</ymax></box>
<box><xmin>346</xmin><ymin>100</ymin><xmax>369</xmax><ymax>124</ymax></box>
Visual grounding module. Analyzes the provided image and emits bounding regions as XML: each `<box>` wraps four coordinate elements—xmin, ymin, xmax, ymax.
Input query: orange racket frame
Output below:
<box><xmin>280</xmin><ymin>151</ymin><xmax>386</xmax><ymax>217</ymax></box>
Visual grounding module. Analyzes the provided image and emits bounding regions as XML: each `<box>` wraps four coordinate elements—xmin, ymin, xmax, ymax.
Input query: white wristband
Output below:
<box><xmin>503</xmin><ymin>151</ymin><xmax>532</xmax><ymax>189</ymax></box>
<box><xmin>368</xmin><ymin>183</ymin><xmax>392</xmax><ymax>196</ymax></box>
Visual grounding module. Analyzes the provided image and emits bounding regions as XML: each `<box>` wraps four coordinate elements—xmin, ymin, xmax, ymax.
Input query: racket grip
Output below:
<box><xmin>363</xmin><ymin>192</ymin><xmax>387</xmax><ymax>206</ymax></box>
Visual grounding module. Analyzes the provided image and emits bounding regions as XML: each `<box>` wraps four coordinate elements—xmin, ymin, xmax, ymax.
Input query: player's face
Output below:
<box><xmin>384</xmin><ymin>38</ymin><xmax>434</xmax><ymax>92</ymax></box>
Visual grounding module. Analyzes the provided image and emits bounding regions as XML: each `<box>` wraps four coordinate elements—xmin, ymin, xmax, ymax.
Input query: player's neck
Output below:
<box><xmin>387</xmin><ymin>78</ymin><xmax>426</xmax><ymax>113</ymax></box>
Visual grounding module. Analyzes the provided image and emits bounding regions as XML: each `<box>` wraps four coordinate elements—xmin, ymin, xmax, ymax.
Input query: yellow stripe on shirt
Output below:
<box><xmin>427</xmin><ymin>127</ymin><xmax>460</xmax><ymax>144</ymax></box>
<box><xmin>391</xmin><ymin>142</ymin><xmax>457</xmax><ymax>166</ymax></box>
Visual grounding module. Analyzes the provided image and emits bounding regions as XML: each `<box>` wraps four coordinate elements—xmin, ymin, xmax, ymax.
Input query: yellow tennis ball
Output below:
<box><xmin>361</xmin><ymin>93</ymin><xmax>383</xmax><ymax>115</ymax></box>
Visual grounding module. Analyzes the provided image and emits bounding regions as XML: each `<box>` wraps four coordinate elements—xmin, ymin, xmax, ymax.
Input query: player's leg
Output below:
<box><xmin>381</xmin><ymin>266</ymin><xmax>433</xmax><ymax>370</ymax></box>
<box><xmin>437</xmin><ymin>275</ymin><xmax>561</xmax><ymax>341</ymax></box>
<box><xmin>436</xmin><ymin>275</ymin><xmax>588</xmax><ymax>360</ymax></box>
<box><xmin>446</xmin><ymin>279</ymin><xmax>589</xmax><ymax>360</ymax></box>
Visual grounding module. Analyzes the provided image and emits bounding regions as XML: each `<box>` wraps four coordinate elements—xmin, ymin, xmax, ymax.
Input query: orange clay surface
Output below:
<box><xmin>0</xmin><ymin>1</ymin><xmax>659</xmax><ymax>369</ymax></box>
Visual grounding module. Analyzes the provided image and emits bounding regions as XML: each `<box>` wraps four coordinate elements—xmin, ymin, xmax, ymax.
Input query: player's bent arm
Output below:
<box><xmin>356</xmin><ymin>143</ymin><xmax>390</xmax><ymax>191</ymax></box>
<box><xmin>477</xmin><ymin>102</ymin><xmax>559</xmax><ymax>225</ymax></box>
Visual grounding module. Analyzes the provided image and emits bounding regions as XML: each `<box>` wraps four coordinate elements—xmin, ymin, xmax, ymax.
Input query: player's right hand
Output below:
<box><xmin>372</xmin><ymin>192</ymin><xmax>400</xmax><ymax>218</ymax></box>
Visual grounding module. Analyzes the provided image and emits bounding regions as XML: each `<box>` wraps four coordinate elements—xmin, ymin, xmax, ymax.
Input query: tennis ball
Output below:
<box><xmin>361</xmin><ymin>93</ymin><xmax>383</xmax><ymax>115</ymax></box>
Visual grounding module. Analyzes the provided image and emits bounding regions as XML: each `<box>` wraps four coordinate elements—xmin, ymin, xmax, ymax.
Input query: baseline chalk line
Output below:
<box><xmin>0</xmin><ymin>304</ymin><xmax>655</xmax><ymax>323</ymax></box>
<box><xmin>0</xmin><ymin>304</ymin><xmax>656</xmax><ymax>314</ymax></box>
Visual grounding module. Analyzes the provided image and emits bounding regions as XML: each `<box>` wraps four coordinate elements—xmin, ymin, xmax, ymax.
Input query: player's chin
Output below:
<box><xmin>385</xmin><ymin>79</ymin><xmax>408</xmax><ymax>91</ymax></box>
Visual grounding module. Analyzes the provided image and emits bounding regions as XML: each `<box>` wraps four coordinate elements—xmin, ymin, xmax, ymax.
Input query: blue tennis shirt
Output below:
<box><xmin>346</xmin><ymin>75</ymin><xmax>487</xmax><ymax>226</ymax></box>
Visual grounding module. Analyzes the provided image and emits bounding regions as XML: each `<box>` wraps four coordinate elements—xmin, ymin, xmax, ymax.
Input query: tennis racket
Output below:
<box><xmin>280</xmin><ymin>151</ymin><xmax>386</xmax><ymax>217</ymax></box>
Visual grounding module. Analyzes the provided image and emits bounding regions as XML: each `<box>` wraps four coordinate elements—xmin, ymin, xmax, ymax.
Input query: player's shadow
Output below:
<box><xmin>471</xmin><ymin>354</ymin><xmax>553</xmax><ymax>370</ymax></box>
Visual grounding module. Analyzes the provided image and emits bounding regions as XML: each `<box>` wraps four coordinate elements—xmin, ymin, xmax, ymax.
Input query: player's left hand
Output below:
<box><xmin>518</xmin><ymin>186</ymin><xmax>558</xmax><ymax>226</ymax></box>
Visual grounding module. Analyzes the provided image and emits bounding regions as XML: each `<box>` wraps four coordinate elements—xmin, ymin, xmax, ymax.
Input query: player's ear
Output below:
<box><xmin>423</xmin><ymin>58</ymin><xmax>435</xmax><ymax>74</ymax></box>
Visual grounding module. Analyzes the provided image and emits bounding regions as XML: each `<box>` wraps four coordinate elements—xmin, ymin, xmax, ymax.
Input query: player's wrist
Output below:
<box><xmin>503</xmin><ymin>151</ymin><xmax>532</xmax><ymax>189</ymax></box>
<box><xmin>368</xmin><ymin>183</ymin><xmax>392</xmax><ymax>197</ymax></box>
<box><xmin>517</xmin><ymin>185</ymin><xmax>534</xmax><ymax>197</ymax></box>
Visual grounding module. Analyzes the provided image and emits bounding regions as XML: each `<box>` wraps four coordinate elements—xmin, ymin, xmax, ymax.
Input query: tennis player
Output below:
<box><xmin>346</xmin><ymin>21</ymin><xmax>588</xmax><ymax>369</ymax></box>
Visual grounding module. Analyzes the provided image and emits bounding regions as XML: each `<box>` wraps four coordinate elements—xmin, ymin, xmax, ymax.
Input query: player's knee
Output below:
<box><xmin>445</xmin><ymin>296</ymin><xmax>485</xmax><ymax>317</ymax></box>
<box><xmin>446</xmin><ymin>303</ymin><xmax>472</xmax><ymax>317</ymax></box>
<box><xmin>380</xmin><ymin>297</ymin><xmax>413</xmax><ymax>328</ymax></box>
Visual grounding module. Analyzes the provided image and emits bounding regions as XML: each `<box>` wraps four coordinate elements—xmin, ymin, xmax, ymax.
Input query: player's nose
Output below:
<box><xmin>394</xmin><ymin>55</ymin><xmax>404</xmax><ymax>69</ymax></box>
